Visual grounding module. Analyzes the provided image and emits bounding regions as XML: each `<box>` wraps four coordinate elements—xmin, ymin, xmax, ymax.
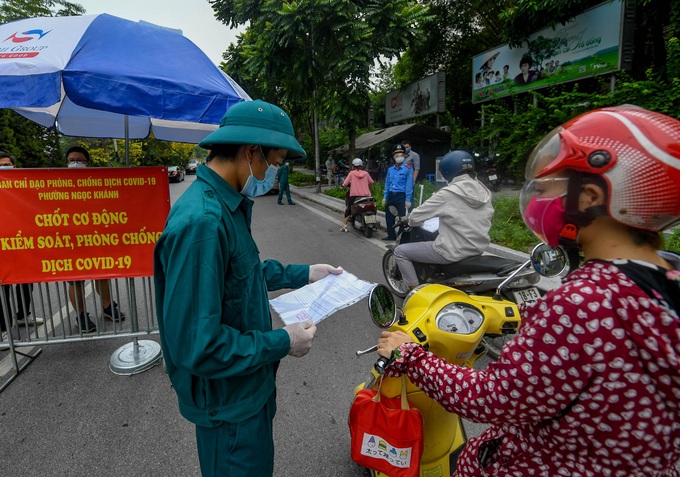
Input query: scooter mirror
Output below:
<box><xmin>367</xmin><ymin>285</ymin><xmax>397</xmax><ymax>328</ymax></box>
<box><xmin>530</xmin><ymin>243</ymin><xmax>569</xmax><ymax>278</ymax></box>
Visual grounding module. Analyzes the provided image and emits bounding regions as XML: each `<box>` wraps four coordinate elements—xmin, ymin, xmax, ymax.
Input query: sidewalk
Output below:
<box><xmin>289</xmin><ymin>183</ymin><xmax>561</xmax><ymax>291</ymax></box>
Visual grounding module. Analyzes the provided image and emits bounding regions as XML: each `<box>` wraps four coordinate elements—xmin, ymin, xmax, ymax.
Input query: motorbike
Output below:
<box><xmin>381</xmin><ymin>206</ymin><xmax>547</xmax><ymax>357</ymax></box>
<box><xmin>479</xmin><ymin>156</ymin><xmax>501</xmax><ymax>192</ymax></box>
<box><xmin>354</xmin><ymin>244</ymin><xmax>568</xmax><ymax>477</ymax></box>
<box><xmin>349</xmin><ymin>196</ymin><xmax>380</xmax><ymax>238</ymax></box>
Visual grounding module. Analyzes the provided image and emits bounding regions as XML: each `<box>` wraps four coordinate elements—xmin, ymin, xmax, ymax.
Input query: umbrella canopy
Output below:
<box><xmin>0</xmin><ymin>14</ymin><xmax>250</xmax><ymax>143</ymax></box>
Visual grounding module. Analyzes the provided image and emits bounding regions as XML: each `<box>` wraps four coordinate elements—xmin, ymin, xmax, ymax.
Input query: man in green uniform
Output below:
<box><xmin>154</xmin><ymin>100</ymin><xmax>342</xmax><ymax>477</ymax></box>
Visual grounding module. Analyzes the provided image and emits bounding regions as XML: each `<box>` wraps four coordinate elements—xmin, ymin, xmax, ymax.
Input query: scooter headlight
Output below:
<box><xmin>435</xmin><ymin>303</ymin><xmax>484</xmax><ymax>334</ymax></box>
<box><xmin>402</xmin><ymin>284</ymin><xmax>428</xmax><ymax>309</ymax></box>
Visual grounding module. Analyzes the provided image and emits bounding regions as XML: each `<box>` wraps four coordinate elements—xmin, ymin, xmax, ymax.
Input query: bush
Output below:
<box><xmin>288</xmin><ymin>171</ymin><xmax>316</xmax><ymax>186</ymax></box>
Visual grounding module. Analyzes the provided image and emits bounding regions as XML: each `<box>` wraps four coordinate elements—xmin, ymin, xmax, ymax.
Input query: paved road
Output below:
<box><xmin>0</xmin><ymin>173</ymin><xmax>499</xmax><ymax>476</ymax></box>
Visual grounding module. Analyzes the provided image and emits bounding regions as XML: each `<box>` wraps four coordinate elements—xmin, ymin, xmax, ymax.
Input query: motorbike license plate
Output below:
<box><xmin>364</xmin><ymin>215</ymin><xmax>377</xmax><ymax>224</ymax></box>
<box><xmin>512</xmin><ymin>287</ymin><xmax>540</xmax><ymax>304</ymax></box>
<box><xmin>488</xmin><ymin>174</ymin><xmax>498</xmax><ymax>181</ymax></box>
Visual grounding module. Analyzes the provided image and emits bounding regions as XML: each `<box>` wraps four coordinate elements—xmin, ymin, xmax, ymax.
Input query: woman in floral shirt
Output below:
<box><xmin>377</xmin><ymin>105</ymin><xmax>680</xmax><ymax>477</ymax></box>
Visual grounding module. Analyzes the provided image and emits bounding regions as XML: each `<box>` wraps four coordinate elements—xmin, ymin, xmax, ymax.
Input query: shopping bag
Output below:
<box><xmin>349</xmin><ymin>375</ymin><xmax>423</xmax><ymax>477</ymax></box>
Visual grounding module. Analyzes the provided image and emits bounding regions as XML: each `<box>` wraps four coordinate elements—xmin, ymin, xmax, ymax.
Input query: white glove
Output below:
<box><xmin>284</xmin><ymin>320</ymin><xmax>317</xmax><ymax>357</ymax></box>
<box><xmin>382</xmin><ymin>198</ymin><xmax>387</xmax><ymax>207</ymax></box>
<box><xmin>309</xmin><ymin>264</ymin><xmax>343</xmax><ymax>283</ymax></box>
<box><xmin>405</xmin><ymin>202</ymin><xmax>411</xmax><ymax>209</ymax></box>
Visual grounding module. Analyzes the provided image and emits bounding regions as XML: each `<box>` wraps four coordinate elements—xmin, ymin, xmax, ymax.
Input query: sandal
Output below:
<box><xmin>340</xmin><ymin>225</ymin><xmax>348</xmax><ymax>232</ymax></box>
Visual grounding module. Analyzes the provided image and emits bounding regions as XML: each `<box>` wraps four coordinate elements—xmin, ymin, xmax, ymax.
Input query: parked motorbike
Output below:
<box><xmin>355</xmin><ymin>244</ymin><xmax>567</xmax><ymax>477</ymax></box>
<box><xmin>349</xmin><ymin>196</ymin><xmax>380</xmax><ymax>238</ymax></box>
<box><xmin>381</xmin><ymin>206</ymin><xmax>548</xmax><ymax>357</ymax></box>
<box><xmin>479</xmin><ymin>156</ymin><xmax>501</xmax><ymax>192</ymax></box>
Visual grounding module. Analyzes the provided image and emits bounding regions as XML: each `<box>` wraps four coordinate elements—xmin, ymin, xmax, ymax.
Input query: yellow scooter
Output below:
<box><xmin>353</xmin><ymin>244</ymin><xmax>568</xmax><ymax>477</ymax></box>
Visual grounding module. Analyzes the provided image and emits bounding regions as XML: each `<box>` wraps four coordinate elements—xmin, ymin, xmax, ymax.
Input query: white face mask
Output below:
<box><xmin>0</xmin><ymin>165</ymin><xmax>14</xmax><ymax>169</ymax></box>
<box><xmin>394</xmin><ymin>154</ymin><xmax>405</xmax><ymax>164</ymax></box>
<box><xmin>68</xmin><ymin>161</ymin><xmax>87</xmax><ymax>168</ymax></box>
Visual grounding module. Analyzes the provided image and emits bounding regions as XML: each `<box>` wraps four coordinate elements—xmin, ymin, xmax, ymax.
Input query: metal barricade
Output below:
<box><xmin>0</xmin><ymin>276</ymin><xmax>161</xmax><ymax>392</ymax></box>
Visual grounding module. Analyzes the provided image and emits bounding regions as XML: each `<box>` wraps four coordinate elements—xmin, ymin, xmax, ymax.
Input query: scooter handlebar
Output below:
<box><xmin>374</xmin><ymin>356</ymin><xmax>390</xmax><ymax>375</ymax></box>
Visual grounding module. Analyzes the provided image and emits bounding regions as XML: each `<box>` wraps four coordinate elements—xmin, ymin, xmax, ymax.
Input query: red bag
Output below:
<box><xmin>349</xmin><ymin>376</ymin><xmax>423</xmax><ymax>477</ymax></box>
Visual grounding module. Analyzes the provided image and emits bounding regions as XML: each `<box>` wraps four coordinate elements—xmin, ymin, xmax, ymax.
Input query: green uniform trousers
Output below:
<box><xmin>195</xmin><ymin>391</ymin><xmax>277</xmax><ymax>477</ymax></box>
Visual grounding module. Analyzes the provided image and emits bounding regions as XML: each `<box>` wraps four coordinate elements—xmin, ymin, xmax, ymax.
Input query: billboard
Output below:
<box><xmin>471</xmin><ymin>1</ymin><xmax>625</xmax><ymax>104</ymax></box>
<box><xmin>385</xmin><ymin>72</ymin><xmax>445</xmax><ymax>124</ymax></box>
<box><xmin>0</xmin><ymin>167</ymin><xmax>170</xmax><ymax>284</ymax></box>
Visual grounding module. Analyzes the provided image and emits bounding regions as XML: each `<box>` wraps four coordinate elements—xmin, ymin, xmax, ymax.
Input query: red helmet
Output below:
<box><xmin>523</xmin><ymin>105</ymin><xmax>680</xmax><ymax>232</ymax></box>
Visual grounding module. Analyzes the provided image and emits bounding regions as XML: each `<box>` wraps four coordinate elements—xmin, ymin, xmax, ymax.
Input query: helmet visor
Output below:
<box><xmin>524</xmin><ymin>126</ymin><xmax>563</xmax><ymax>180</ymax></box>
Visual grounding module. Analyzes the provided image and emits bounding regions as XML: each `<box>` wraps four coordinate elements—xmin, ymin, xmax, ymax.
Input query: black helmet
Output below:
<box><xmin>391</xmin><ymin>144</ymin><xmax>406</xmax><ymax>156</ymax></box>
<box><xmin>439</xmin><ymin>150</ymin><xmax>475</xmax><ymax>181</ymax></box>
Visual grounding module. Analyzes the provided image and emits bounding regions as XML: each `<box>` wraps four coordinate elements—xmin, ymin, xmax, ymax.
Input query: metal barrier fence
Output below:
<box><xmin>0</xmin><ymin>277</ymin><xmax>161</xmax><ymax>392</ymax></box>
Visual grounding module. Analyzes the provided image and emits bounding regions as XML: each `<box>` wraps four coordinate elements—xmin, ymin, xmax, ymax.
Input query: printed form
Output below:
<box><xmin>270</xmin><ymin>271</ymin><xmax>375</xmax><ymax>325</ymax></box>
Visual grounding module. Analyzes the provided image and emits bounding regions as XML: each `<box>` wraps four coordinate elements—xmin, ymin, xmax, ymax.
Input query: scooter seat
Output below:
<box><xmin>440</xmin><ymin>255</ymin><xmax>523</xmax><ymax>277</ymax></box>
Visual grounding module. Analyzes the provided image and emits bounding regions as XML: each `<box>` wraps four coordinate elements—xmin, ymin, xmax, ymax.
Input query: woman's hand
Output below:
<box><xmin>377</xmin><ymin>331</ymin><xmax>413</xmax><ymax>358</ymax></box>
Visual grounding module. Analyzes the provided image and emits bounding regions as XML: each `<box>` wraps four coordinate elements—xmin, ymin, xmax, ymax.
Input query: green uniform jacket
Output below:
<box><xmin>154</xmin><ymin>166</ymin><xmax>309</xmax><ymax>427</ymax></box>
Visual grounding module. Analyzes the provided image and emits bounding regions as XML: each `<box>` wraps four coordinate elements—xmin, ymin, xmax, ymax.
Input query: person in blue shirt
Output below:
<box><xmin>154</xmin><ymin>100</ymin><xmax>342</xmax><ymax>477</ymax></box>
<box><xmin>382</xmin><ymin>144</ymin><xmax>414</xmax><ymax>241</ymax></box>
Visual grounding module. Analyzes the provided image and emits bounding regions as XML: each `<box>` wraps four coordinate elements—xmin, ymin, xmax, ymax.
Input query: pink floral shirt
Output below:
<box><xmin>387</xmin><ymin>260</ymin><xmax>680</xmax><ymax>476</ymax></box>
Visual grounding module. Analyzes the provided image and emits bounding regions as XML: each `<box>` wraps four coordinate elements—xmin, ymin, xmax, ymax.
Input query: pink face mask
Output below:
<box><xmin>523</xmin><ymin>194</ymin><xmax>567</xmax><ymax>246</ymax></box>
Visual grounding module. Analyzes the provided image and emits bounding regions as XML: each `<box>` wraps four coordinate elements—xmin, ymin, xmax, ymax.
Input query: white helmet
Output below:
<box><xmin>352</xmin><ymin>158</ymin><xmax>363</xmax><ymax>167</ymax></box>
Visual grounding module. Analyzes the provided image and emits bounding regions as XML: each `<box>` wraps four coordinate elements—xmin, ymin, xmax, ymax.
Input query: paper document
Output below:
<box><xmin>270</xmin><ymin>271</ymin><xmax>375</xmax><ymax>325</ymax></box>
<box><xmin>422</xmin><ymin>217</ymin><xmax>439</xmax><ymax>233</ymax></box>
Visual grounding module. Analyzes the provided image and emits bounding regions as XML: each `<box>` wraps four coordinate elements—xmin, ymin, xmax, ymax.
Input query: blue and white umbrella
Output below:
<box><xmin>0</xmin><ymin>14</ymin><xmax>250</xmax><ymax>144</ymax></box>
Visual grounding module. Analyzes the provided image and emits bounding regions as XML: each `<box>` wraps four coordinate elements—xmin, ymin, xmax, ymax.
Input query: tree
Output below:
<box><xmin>212</xmin><ymin>0</ymin><xmax>432</xmax><ymax>189</ymax></box>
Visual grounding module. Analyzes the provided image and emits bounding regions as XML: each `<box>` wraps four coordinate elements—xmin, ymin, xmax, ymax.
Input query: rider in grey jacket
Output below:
<box><xmin>394</xmin><ymin>151</ymin><xmax>493</xmax><ymax>289</ymax></box>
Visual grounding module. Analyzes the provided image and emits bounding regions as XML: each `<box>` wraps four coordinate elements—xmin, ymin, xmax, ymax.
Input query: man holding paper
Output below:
<box><xmin>154</xmin><ymin>100</ymin><xmax>341</xmax><ymax>477</ymax></box>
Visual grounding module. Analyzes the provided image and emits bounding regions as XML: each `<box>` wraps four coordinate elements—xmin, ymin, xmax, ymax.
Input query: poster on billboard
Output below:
<box><xmin>385</xmin><ymin>72</ymin><xmax>445</xmax><ymax>124</ymax></box>
<box><xmin>0</xmin><ymin>167</ymin><xmax>170</xmax><ymax>284</ymax></box>
<box><xmin>471</xmin><ymin>1</ymin><xmax>624</xmax><ymax>104</ymax></box>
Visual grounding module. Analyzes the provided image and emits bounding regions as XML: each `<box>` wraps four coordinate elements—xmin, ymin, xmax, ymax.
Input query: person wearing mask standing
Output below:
<box><xmin>0</xmin><ymin>151</ymin><xmax>44</xmax><ymax>332</ymax></box>
<box><xmin>382</xmin><ymin>144</ymin><xmax>414</xmax><ymax>241</ymax></box>
<box><xmin>154</xmin><ymin>100</ymin><xmax>342</xmax><ymax>477</ymax></box>
<box><xmin>65</xmin><ymin>146</ymin><xmax>126</xmax><ymax>332</ymax></box>
<box><xmin>402</xmin><ymin>140</ymin><xmax>420</xmax><ymax>183</ymax></box>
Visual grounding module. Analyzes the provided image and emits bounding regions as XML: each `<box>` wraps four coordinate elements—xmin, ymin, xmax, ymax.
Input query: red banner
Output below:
<box><xmin>0</xmin><ymin>167</ymin><xmax>170</xmax><ymax>284</ymax></box>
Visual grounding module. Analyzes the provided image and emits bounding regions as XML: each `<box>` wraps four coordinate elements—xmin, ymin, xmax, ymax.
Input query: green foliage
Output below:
<box><xmin>214</xmin><ymin>0</ymin><xmax>433</xmax><ymax>159</ymax></box>
<box><xmin>665</xmin><ymin>228</ymin><xmax>680</xmax><ymax>253</ymax></box>
<box><xmin>489</xmin><ymin>196</ymin><xmax>537</xmax><ymax>253</ymax></box>
<box><xmin>288</xmin><ymin>171</ymin><xmax>316</xmax><ymax>187</ymax></box>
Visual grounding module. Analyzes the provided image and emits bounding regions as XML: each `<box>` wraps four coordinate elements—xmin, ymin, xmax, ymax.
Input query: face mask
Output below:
<box><xmin>523</xmin><ymin>194</ymin><xmax>567</xmax><ymax>246</ymax></box>
<box><xmin>0</xmin><ymin>165</ymin><xmax>14</xmax><ymax>169</ymax></box>
<box><xmin>68</xmin><ymin>161</ymin><xmax>87</xmax><ymax>168</ymax></box>
<box><xmin>240</xmin><ymin>147</ymin><xmax>278</xmax><ymax>197</ymax></box>
<box><xmin>404</xmin><ymin>147</ymin><xmax>411</xmax><ymax>154</ymax></box>
<box><xmin>394</xmin><ymin>154</ymin><xmax>405</xmax><ymax>164</ymax></box>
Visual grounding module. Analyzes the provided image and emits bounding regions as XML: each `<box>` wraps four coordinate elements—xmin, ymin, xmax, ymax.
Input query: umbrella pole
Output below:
<box><xmin>124</xmin><ymin>115</ymin><xmax>130</xmax><ymax>167</ymax></box>
<box><xmin>109</xmin><ymin>277</ymin><xmax>162</xmax><ymax>375</ymax></box>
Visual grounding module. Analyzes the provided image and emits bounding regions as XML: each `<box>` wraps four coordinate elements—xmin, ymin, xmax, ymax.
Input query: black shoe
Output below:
<box><xmin>382</xmin><ymin>236</ymin><xmax>395</xmax><ymax>241</ymax></box>
<box><xmin>103</xmin><ymin>302</ymin><xmax>126</xmax><ymax>322</ymax></box>
<box><xmin>278</xmin><ymin>201</ymin><xmax>284</xmax><ymax>205</ymax></box>
<box><xmin>77</xmin><ymin>313</ymin><xmax>97</xmax><ymax>333</ymax></box>
<box><xmin>288</xmin><ymin>202</ymin><xmax>296</xmax><ymax>205</ymax></box>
